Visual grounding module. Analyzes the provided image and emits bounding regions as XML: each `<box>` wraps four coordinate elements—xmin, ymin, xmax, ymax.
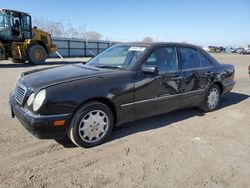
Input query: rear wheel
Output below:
<box><xmin>201</xmin><ymin>84</ymin><xmax>221</xmax><ymax>112</ymax></box>
<box><xmin>27</xmin><ymin>44</ymin><xmax>47</xmax><ymax>65</ymax></box>
<box><xmin>67</xmin><ymin>101</ymin><xmax>114</xmax><ymax>148</ymax></box>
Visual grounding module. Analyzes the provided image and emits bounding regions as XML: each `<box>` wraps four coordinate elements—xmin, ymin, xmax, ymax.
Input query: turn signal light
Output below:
<box><xmin>53</xmin><ymin>120</ymin><xmax>65</xmax><ymax>127</ymax></box>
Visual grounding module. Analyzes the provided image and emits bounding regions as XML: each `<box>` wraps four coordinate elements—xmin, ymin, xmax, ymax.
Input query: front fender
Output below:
<box><xmin>37</xmin><ymin>72</ymin><xmax>134</xmax><ymax>121</ymax></box>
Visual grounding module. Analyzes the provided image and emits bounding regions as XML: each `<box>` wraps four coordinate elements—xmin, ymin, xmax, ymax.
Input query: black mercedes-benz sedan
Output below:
<box><xmin>9</xmin><ymin>42</ymin><xmax>235</xmax><ymax>147</ymax></box>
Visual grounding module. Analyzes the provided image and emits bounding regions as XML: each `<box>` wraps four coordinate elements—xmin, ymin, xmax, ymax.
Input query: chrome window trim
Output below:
<box><xmin>121</xmin><ymin>88</ymin><xmax>206</xmax><ymax>107</ymax></box>
<box><xmin>175</xmin><ymin>66</ymin><xmax>214</xmax><ymax>72</ymax></box>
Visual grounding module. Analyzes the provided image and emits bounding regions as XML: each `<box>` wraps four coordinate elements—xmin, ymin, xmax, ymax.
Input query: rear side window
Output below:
<box><xmin>200</xmin><ymin>52</ymin><xmax>212</xmax><ymax>67</ymax></box>
<box><xmin>179</xmin><ymin>47</ymin><xmax>200</xmax><ymax>69</ymax></box>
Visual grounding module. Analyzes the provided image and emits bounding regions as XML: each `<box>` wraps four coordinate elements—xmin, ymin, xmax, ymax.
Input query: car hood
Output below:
<box><xmin>19</xmin><ymin>64</ymin><xmax>116</xmax><ymax>90</ymax></box>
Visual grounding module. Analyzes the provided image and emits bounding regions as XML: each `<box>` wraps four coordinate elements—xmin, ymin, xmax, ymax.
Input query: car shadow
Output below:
<box><xmin>55</xmin><ymin>92</ymin><xmax>249</xmax><ymax>148</ymax></box>
<box><xmin>0</xmin><ymin>60</ymin><xmax>85</xmax><ymax>68</ymax></box>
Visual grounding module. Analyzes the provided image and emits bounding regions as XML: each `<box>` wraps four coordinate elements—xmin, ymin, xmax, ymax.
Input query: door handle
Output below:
<box><xmin>171</xmin><ymin>76</ymin><xmax>183</xmax><ymax>80</ymax></box>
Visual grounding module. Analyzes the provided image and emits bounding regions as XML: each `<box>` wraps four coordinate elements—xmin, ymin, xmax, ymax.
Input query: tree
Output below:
<box><xmin>33</xmin><ymin>17</ymin><xmax>65</xmax><ymax>37</ymax></box>
<box><xmin>85</xmin><ymin>31</ymin><xmax>102</xmax><ymax>40</ymax></box>
<box><xmin>64</xmin><ymin>23</ymin><xmax>81</xmax><ymax>38</ymax></box>
<box><xmin>142</xmin><ymin>37</ymin><xmax>154</xmax><ymax>43</ymax></box>
<box><xmin>32</xmin><ymin>17</ymin><xmax>103</xmax><ymax>40</ymax></box>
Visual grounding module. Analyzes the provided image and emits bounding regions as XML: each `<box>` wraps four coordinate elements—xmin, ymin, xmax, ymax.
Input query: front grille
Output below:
<box><xmin>15</xmin><ymin>84</ymin><xmax>27</xmax><ymax>105</ymax></box>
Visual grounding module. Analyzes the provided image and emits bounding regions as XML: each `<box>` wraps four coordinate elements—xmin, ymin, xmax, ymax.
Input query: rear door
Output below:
<box><xmin>197</xmin><ymin>50</ymin><xmax>217</xmax><ymax>91</ymax></box>
<box><xmin>177</xmin><ymin>46</ymin><xmax>205</xmax><ymax>107</ymax></box>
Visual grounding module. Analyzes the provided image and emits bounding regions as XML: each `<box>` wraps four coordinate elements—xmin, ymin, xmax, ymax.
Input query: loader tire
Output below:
<box><xmin>27</xmin><ymin>44</ymin><xmax>47</xmax><ymax>65</ymax></box>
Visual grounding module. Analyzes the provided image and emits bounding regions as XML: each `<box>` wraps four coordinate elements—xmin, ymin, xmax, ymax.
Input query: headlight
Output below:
<box><xmin>26</xmin><ymin>93</ymin><xmax>35</xmax><ymax>106</ymax></box>
<box><xmin>33</xmin><ymin>90</ymin><xmax>46</xmax><ymax>111</ymax></box>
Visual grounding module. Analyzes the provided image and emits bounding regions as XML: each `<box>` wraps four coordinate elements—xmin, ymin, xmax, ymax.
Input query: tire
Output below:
<box><xmin>67</xmin><ymin>101</ymin><xmax>114</xmax><ymax>148</ymax></box>
<box><xmin>10</xmin><ymin>58</ymin><xmax>26</xmax><ymax>64</ymax></box>
<box><xmin>27</xmin><ymin>44</ymin><xmax>47</xmax><ymax>65</ymax></box>
<box><xmin>201</xmin><ymin>84</ymin><xmax>221</xmax><ymax>112</ymax></box>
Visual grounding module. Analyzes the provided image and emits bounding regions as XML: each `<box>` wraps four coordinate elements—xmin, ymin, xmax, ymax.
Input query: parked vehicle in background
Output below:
<box><xmin>208</xmin><ymin>46</ymin><xmax>224</xmax><ymax>53</ymax></box>
<box><xmin>236</xmin><ymin>48</ymin><xmax>245</xmax><ymax>54</ymax></box>
<box><xmin>0</xmin><ymin>9</ymin><xmax>56</xmax><ymax>64</ymax></box>
<box><xmin>240</xmin><ymin>48</ymin><xmax>250</xmax><ymax>55</ymax></box>
<box><xmin>9</xmin><ymin>42</ymin><xmax>235</xmax><ymax>147</ymax></box>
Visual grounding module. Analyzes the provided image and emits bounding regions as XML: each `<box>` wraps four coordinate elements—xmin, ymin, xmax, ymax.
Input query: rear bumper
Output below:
<box><xmin>223</xmin><ymin>81</ymin><xmax>236</xmax><ymax>95</ymax></box>
<box><xmin>9</xmin><ymin>92</ymin><xmax>71</xmax><ymax>139</ymax></box>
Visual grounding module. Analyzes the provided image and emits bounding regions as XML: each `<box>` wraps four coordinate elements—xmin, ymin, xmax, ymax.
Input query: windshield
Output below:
<box><xmin>86</xmin><ymin>44</ymin><xmax>148</xmax><ymax>70</ymax></box>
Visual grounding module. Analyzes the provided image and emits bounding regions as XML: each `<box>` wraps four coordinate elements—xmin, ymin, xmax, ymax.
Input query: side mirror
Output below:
<box><xmin>142</xmin><ymin>65</ymin><xmax>159</xmax><ymax>74</ymax></box>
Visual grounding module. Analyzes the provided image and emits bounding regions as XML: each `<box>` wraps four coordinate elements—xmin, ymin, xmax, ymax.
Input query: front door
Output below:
<box><xmin>133</xmin><ymin>46</ymin><xmax>182</xmax><ymax>120</ymax></box>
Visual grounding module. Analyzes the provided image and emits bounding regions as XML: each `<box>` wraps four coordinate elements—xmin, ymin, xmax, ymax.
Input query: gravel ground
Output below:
<box><xmin>0</xmin><ymin>54</ymin><xmax>249</xmax><ymax>188</ymax></box>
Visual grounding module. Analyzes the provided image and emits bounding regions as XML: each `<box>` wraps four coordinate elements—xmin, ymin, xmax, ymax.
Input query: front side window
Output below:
<box><xmin>87</xmin><ymin>44</ymin><xmax>148</xmax><ymax>70</ymax></box>
<box><xmin>179</xmin><ymin>47</ymin><xmax>200</xmax><ymax>70</ymax></box>
<box><xmin>144</xmin><ymin>47</ymin><xmax>177</xmax><ymax>73</ymax></box>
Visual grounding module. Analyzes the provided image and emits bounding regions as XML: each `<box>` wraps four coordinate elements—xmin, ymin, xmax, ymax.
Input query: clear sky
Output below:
<box><xmin>1</xmin><ymin>0</ymin><xmax>250</xmax><ymax>47</ymax></box>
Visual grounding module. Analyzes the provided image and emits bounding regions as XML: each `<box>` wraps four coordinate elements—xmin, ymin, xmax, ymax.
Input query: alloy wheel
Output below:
<box><xmin>78</xmin><ymin>110</ymin><xmax>109</xmax><ymax>143</ymax></box>
<box><xmin>207</xmin><ymin>88</ymin><xmax>219</xmax><ymax>109</ymax></box>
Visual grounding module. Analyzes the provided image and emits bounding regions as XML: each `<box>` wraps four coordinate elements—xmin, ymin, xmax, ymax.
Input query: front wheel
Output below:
<box><xmin>27</xmin><ymin>44</ymin><xmax>47</xmax><ymax>65</ymax></box>
<box><xmin>201</xmin><ymin>84</ymin><xmax>221</xmax><ymax>112</ymax></box>
<box><xmin>67</xmin><ymin>101</ymin><xmax>114</xmax><ymax>148</ymax></box>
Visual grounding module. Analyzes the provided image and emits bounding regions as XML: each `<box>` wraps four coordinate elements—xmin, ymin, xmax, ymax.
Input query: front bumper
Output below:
<box><xmin>9</xmin><ymin>92</ymin><xmax>71</xmax><ymax>139</ymax></box>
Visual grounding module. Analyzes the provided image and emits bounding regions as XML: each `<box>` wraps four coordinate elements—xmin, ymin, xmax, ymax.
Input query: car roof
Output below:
<box><xmin>120</xmin><ymin>42</ymin><xmax>202</xmax><ymax>49</ymax></box>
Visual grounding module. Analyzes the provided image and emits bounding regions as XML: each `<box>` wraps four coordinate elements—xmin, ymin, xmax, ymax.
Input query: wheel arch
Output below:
<box><xmin>71</xmin><ymin>97</ymin><xmax>118</xmax><ymax>126</ymax></box>
<box><xmin>213</xmin><ymin>81</ymin><xmax>223</xmax><ymax>94</ymax></box>
<box><xmin>37</xmin><ymin>41</ymin><xmax>49</xmax><ymax>54</ymax></box>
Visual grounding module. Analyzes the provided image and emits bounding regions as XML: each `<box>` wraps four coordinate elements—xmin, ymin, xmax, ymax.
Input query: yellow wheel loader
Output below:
<box><xmin>0</xmin><ymin>9</ymin><xmax>56</xmax><ymax>64</ymax></box>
